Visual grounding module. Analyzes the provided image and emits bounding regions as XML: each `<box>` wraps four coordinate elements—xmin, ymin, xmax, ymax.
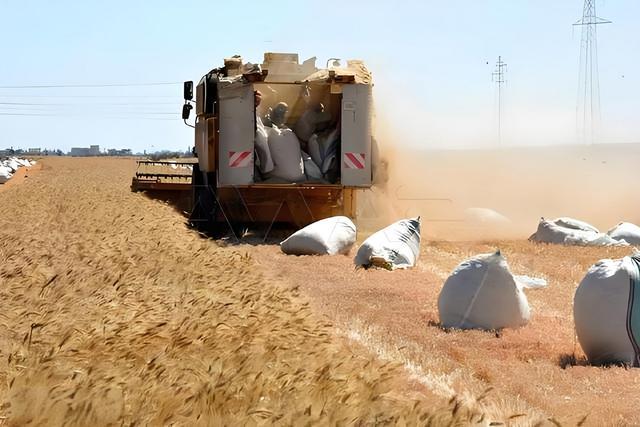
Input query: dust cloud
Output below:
<box><xmin>358</xmin><ymin>100</ymin><xmax>640</xmax><ymax>240</ymax></box>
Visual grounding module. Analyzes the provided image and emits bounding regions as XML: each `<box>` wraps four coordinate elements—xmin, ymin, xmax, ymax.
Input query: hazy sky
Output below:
<box><xmin>1</xmin><ymin>0</ymin><xmax>638</xmax><ymax>151</ymax></box>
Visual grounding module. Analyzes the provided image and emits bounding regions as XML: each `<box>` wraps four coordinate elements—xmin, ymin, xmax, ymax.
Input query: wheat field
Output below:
<box><xmin>3</xmin><ymin>156</ymin><xmax>636</xmax><ymax>426</ymax></box>
<box><xmin>0</xmin><ymin>157</ymin><xmax>511</xmax><ymax>426</ymax></box>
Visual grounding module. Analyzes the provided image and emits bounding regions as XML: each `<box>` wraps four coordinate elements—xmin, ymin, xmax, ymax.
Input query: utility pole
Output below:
<box><xmin>574</xmin><ymin>0</ymin><xmax>611</xmax><ymax>144</ymax></box>
<box><xmin>492</xmin><ymin>56</ymin><xmax>507</xmax><ymax>146</ymax></box>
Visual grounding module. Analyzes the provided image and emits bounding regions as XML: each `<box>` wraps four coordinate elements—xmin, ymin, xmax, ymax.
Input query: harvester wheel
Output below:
<box><xmin>189</xmin><ymin>164</ymin><xmax>217</xmax><ymax>233</ymax></box>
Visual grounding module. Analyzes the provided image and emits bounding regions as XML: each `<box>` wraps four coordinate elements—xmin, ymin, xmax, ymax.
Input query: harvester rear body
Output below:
<box><xmin>137</xmin><ymin>52</ymin><xmax>374</xmax><ymax>236</ymax></box>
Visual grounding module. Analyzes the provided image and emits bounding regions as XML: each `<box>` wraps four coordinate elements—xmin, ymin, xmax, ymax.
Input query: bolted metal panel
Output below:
<box><xmin>218</xmin><ymin>83</ymin><xmax>255</xmax><ymax>185</ymax></box>
<box><xmin>341</xmin><ymin>84</ymin><xmax>372</xmax><ymax>187</ymax></box>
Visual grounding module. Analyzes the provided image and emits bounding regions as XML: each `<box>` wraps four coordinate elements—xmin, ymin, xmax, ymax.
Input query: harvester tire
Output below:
<box><xmin>189</xmin><ymin>164</ymin><xmax>217</xmax><ymax>233</ymax></box>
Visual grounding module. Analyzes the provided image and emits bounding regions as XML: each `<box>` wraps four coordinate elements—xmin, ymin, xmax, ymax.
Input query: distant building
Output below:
<box><xmin>107</xmin><ymin>148</ymin><xmax>133</xmax><ymax>156</ymax></box>
<box><xmin>70</xmin><ymin>145</ymin><xmax>100</xmax><ymax>157</ymax></box>
<box><xmin>70</xmin><ymin>147</ymin><xmax>90</xmax><ymax>156</ymax></box>
<box><xmin>28</xmin><ymin>148</ymin><xmax>41</xmax><ymax>154</ymax></box>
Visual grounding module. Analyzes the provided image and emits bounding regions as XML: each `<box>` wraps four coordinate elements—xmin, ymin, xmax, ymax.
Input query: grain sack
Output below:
<box><xmin>464</xmin><ymin>208</ymin><xmax>511</xmax><ymax>226</ymax></box>
<box><xmin>5</xmin><ymin>158</ymin><xmax>20</xmax><ymax>173</ymax></box>
<box><xmin>437</xmin><ymin>251</ymin><xmax>542</xmax><ymax>330</ymax></box>
<box><xmin>294</xmin><ymin>106</ymin><xmax>331</xmax><ymax>142</ymax></box>
<box><xmin>529</xmin><ymin>217</ymin><xmax>627</xmax><ymax>247</ymax></box>
<box><xmin>301</xmin><ymin>151</ymin><xmax>323</xmax><ymax>181</ymax></box>
<box><xmin>308</xmin><ymin>128</ymin><xmax>340</xmax><ymax>183</ymax></box>
<box><xmin>280</xmin><ymin>216</ymin><xmax>356</xmax><ymax>255</ymax></box>
<box><xmin>308</xmin><ymin>134</ymin><xmax>322</xmax><ymax>168</ymax></box>
<box><xmin>554</xmin><ymin>217</ymin><xmax>600</xmax><ymax>233</ymax></box>
<box><xmin>607</xmin><ymin>222</ymin><xmax>640</xmax><ymax>246</ymax></box>
<box><xmin>268</xmin><ymin>127</ymin><xmax>305</xmax><ymax>182</ymax></box>
<box><xmin>308</xmin><ymin>128</ymin><xmax>339</xmax><ymax>172</ymax></box>
<box><xmin>574</xmin><ymin>255</ymin><xmax>640</xmax><ymax>366</ymax></box>
<box><xmin>0</xmin><ymin>165</ymin><xmax>12</xmax><ymax>184</ymax></box>
<box><xmin>255</xmin><ymin>117</ymin><xmax>274</xmax><ymax>174</ymax></box>
<box><xmin>354</xmin><ymin>217</ymin><xmax>421</xmax><ymax>270</ymax></box>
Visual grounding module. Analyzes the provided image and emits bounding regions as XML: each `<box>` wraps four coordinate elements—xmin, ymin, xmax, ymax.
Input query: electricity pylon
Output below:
<box><xmin>574</xmin><ymin>0</ymin><xmax>611</xmax><ymax>144</ymax></box>
<box><xmin>492</xmin><ymin>56</ymin><xmax>507</xmax><ymax>146</ymax></box>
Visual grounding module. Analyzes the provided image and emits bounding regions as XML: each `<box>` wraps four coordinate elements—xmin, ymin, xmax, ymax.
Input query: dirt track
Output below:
<box><xmin>0</xmin><ymin>157</ymin><xmax>492</xmax><ymax>426</ymax></box>
<box><xmin>249</xmin><ymin>240</ymin><xmax>638</xmax><ymax>426</ymax></box>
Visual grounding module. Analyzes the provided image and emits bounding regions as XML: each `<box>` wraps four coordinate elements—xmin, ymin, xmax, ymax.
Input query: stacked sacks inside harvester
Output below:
<box><xmin>529</xmin><ymin>217</ymin><xmax>628</xmax><ymax>247</ymax></box>
<box><xmin>607</xmin><ymin>222</ymin><xmax>640</xmax><ymax>246</ymax></box>
<box><xmin>267</xmin><ymin>126</ymin><xmax>305</xmax><ymax>182</ymax></box>
<box><xmin>307</xmin><ymin>128</ymin><xmax>340</xmax><ymax>183</ymax></box>
<box><xmin>254</xmin><ymin>118</ymin><xmax>275</xmax><ymax>175</ymax></box>
<box><xmin>574</xmin><ymin>255</ymin><xmax>640</xmax><ymax>366</ymax></box>
<box><xmin>438</xmin><ymin>251</ymin><xmax>547</xmax><ymax>330</ymax></box>
<box><xmin>354</xmin><ymin>217</ymin><xmax>421</xmax><ymax>270</ymax></box>
<box><xmin>280</xmin><ymin>216</ymin><xmax>356</xmax><ymax>256</ymax></box>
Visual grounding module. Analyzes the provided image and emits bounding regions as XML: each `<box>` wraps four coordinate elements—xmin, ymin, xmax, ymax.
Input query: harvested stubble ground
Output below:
<box><xmin>0</xmin><ymin>157</ymin><xmax>490</xmax><ymax>426</ymax></box>
<box><xmin>248</xmin><ymin>238</ymin><xmax>639</xmax><ymax>426</ymax></box>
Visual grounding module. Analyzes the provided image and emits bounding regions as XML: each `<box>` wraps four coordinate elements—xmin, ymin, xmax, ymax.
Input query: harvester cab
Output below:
<box><xmin>181</xmin><ymin>52</ymin><xmax>374</xmax><ymax>237</ymax></box>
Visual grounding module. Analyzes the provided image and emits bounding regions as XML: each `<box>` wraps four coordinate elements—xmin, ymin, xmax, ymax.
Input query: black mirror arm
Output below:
<box><xmin>182</xmin><ymin>102</ymin><xmax>195</xmax><ymax>128</ymax></box>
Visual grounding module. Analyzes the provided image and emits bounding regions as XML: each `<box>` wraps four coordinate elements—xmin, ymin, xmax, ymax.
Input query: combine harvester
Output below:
<box><xmin>133</xmin><ymin>52</ymin><xmax>374</xmax><ymax>237</ymax></box>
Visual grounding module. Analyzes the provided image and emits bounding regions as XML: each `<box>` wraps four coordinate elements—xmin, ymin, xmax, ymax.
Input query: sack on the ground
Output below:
<box><xmin>281</xmin><ymin>216</ymin><xmax>356</xmax><ymax>255</ymax></box>
<box><xmin>268</xmin><ymin>127</ymin><xmax>305</xmax><ymax>182</ymax></box>
<box><xmin>564</xmin><ymin>230</ymin><xmax>626</xmax><ymax>246</ymax></box>
<box><xmin>5</xmin><ymin>158</ymin><xmax>20</xmax><ymax>173</ymax></box>
<box><xmin>438</xmin><ymin>251</ymin><xmax>541</xmax><ymax>330</ymax></box>
<box><xmin>354</xmin><ymin>217</ymin><xmax>421</xmax><ymax>270</ymax></box>
<box><xmin>607</xmin><ymin>222</ymin><xmax>640</xmax><ymax>246</ymax></box>
<box><xmin>554</xmin><ymin>217</ymin><xmax>600</xmax><ymax>233</ymax></box>
<box><xmin>464</xmin><ymin>208</ymin><xmax>511</xmax><ymax>226</ymax></box>
<box><xmin>574</xmin><ymin>255</ymin><xmax>640</xmax><ymax>365</ymax></box>
<box><xmin>0</xmin><ymin>165</ymin><xmax>12</xmax><ymax>184</ymax></box>
<box><xmin>529</xmin><ymin>217</ymin><xmax>627</xmax><ymax>246</ymax></box>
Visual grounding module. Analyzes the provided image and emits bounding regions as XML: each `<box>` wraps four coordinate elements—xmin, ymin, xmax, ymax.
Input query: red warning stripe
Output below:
<box><xmin>344</xmin><ymin>152</ymin><xmax>365</xmax><ymax>169</ymax></box>
<box><xmin>228</xmin><ymin>151</ymin><xmax>252</xmax><ymax>168</ymax></box>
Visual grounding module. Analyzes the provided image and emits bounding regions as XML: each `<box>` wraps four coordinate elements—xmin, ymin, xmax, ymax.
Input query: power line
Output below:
<box><xmin>0</xmin><ymin>112</ymin><xmax>177</xmax><ymax>121</ymax></box>
<box><xmin>0</xmin><ymin>105</ymin><xmax>179</xmax><ymax>114</ymax></box>
<box><xmin>0</xmin><ymin>111</ymin><xmax>178</xmax><ymax>115</ymax></box>
<box><xmin>0</xmin><ymin>94</ymin><xmax>176</xmax><ymax>98</ymax></box>
<box><xmin>0</xmin><ymin>106</ymin><xmax>178</xmax><ymax>113</ymax></box>
<box><xmin>0</xmin><ymin>112</ymin><xmax>58</xmax><ymax>116</ymax></box>
<box><xmin>0</xmin><ymin>81</ymin><xmax>182</xmax><ymax>89</ymax></box>
<box><xmin>0</xmin><ymin>106</ymin><xmax>51</xmax><ymax>111</ymax></box>
<box><xmin>0</xmin><ymin>101</ymin><xmax>178</xmax><ymax>106</ymax></box>
<box><xmin>0</xmin><ymin>109</ymin><xmax>179</xmax><ymax>115</ymax></box>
